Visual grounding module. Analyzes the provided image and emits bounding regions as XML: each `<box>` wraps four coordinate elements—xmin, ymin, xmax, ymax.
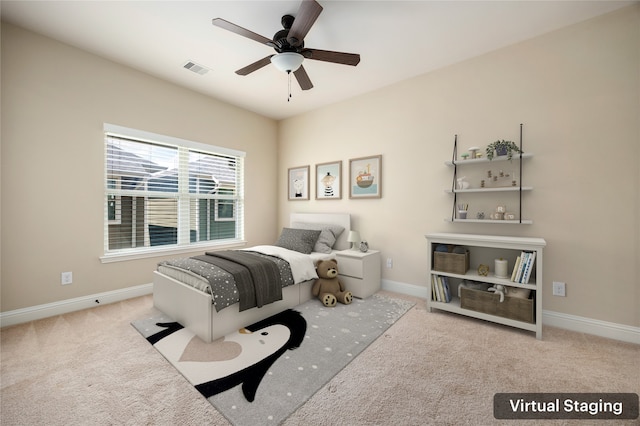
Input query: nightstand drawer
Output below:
<box><xmin>337</xmin><ymin>255</ymin><xmax>363</xmax><ymax>278</ymax></box>
<box><xmin>340</xmin><ymin>275</ymin><xmax>367</xmax><ymax>298</ymax></box>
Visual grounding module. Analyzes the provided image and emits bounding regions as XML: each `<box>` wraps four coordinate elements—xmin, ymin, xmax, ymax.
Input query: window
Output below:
<box><xmin>103</xmin><ymin>124</ymin><xmax>245</xmax><ymax>259</ymax></box>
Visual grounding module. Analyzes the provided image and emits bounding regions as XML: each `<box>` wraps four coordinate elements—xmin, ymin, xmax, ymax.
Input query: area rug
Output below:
<box><xmin>132</xmin><ymin>294</ymin><xmax>414</xmax><ymax>425</ymax></box>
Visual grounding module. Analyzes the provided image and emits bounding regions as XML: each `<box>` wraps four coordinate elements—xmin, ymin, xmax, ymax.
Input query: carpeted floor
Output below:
<box><xmin>1</xmin><ymin>292</ymin><xmax>638</xmax><ymax>425</ymax></box>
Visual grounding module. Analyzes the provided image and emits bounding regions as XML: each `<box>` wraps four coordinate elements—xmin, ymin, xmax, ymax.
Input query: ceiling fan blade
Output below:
<box><xmin>287</xmin><ymin>0</ymin><xmax>323</xmax><ymax>47</ymax></box>
<box><xmin>212</xmin><ymin>18</ymin><xmax>273</xmax><ymax>46</ymax></box>
<box><xmin>294</xmin><ymin>65</ymin><xmax>313</xmax><ymax>90</ymax></box>
<box><xmin>303</xmin><ymin>48</ymin><xmax>361</xmax><ymax>66</ymax></box>
<box><xmin>235</xmin><ymin>55</ymin><xmax>274</xmax><ymax>76</ymax></box>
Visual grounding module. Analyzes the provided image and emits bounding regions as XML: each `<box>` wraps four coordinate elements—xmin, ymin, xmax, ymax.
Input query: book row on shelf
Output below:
<box><xmin>431</xmin><ymin>275</ymin><xmax>453</xmax><ymax>303</ymax></box>
<box><xmin>511</xmin><ymin>251</ymin><xmax>536</xmax><ymax>284</ymax></box>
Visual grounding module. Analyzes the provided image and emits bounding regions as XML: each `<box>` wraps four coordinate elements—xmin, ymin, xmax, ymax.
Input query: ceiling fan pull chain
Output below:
<box><xmin>288</xmin><ymin>70</ymin><xmax>292</xmax><ymax>102</ymax></box>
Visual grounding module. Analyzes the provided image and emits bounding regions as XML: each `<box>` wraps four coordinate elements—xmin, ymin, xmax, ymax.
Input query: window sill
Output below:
<box><xmin>100</xmin><ymin>240</ymin><xmax>247</xmax><ymax>263</ymax></box>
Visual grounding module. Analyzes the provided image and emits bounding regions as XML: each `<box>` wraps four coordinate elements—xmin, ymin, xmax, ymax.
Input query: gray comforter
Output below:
<box><xmin>195</xmin><ymin>251</ymin><xmax>282</xmax><ymax>311</ymax></box>
<box><xmin>158</xmin><ymin>251</ymin><xmax>295</xmax><ymax>312</ymax></box>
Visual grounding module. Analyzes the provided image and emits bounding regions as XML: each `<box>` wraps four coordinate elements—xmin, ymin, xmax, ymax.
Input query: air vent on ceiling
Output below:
<box><xmin>183</xmin><ymin>61</ymin><xmax>210</xmax><ymax>75</ymax></box>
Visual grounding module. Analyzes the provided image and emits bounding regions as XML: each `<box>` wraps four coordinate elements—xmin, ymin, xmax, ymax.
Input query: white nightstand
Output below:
<box><xmin>335</xmin><ymin>249</ymin><xmax>381</xmax><ymax>298</ymax></box>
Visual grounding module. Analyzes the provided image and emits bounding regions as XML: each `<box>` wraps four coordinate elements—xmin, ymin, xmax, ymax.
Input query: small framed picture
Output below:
<box><xmin>315</xmin><ymin>161</ymin><xmax>342</xmax><ymax>200</ymax></box>
<box><xmin>349</xmin><ymin>155</ymin><xmax>382</xmax><ymax>199</ymax></box>
<box><xmin>288</xmin><ymin>165</ymin><xmax>310</xmax><ymax>200</ymax></box>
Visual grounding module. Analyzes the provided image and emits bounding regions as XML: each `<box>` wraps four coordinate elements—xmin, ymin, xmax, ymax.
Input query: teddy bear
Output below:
<box><xmin>312</xmin><ymin>259</ymin><xmax>353</xmax><ymax>307</ymax></box>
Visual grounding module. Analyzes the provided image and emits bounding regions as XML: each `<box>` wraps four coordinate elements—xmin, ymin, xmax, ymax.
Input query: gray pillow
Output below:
<box><xmin>290</xmin><ymin>222</ymin><xmax>345</xmax><ymax>253</ymax></box>
<box><xmin>275</xmin><ymin>228</ymin><xmax>321</xmax><ymax>254</ymax></box>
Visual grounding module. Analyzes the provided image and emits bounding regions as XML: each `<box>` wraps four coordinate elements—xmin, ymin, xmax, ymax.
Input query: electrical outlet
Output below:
<box><xmin>386</xmin><ymin>257</ymin><xmax>393</xmax><ymax>268</ymax></box>
<box><xmin>61</xmin><ymin>271</ymin><xmax>73</xmax><ymax>285</ymax></box>
<box><xmin>552</xmin><ymin>281</ymin><xmax>566</xmax><ymax>297</ymax></box>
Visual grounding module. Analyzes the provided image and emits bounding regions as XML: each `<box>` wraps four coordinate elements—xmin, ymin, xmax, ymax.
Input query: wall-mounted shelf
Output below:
<box><xmin>446</xmin><ymin>219</ymin><xmax>534</xmax><ymax>224</ymax></box>
<box><xmin>447</xmin><ymin>124</ymin><xmax>533</xmax><ymax>224</ymax></box>
<box><xmin>446</xmin><ymin>187</ymin><xmax>533</xmax><ymax>194</ymax></box>
<box><xmin>445</xmin><ymin>152</ymin><xmax>534</xmax><ymax>166</ymax></box>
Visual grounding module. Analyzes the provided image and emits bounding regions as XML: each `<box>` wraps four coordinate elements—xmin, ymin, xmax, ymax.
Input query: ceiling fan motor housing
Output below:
<box><xmin>273</xmin><ymin>15</ymin><xmax>304</xmax><ymax>52</ymax></box>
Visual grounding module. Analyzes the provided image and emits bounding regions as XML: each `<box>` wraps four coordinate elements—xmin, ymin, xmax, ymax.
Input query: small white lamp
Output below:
<box><xmin>347</xmin><ymin>231</ymin><xmax>361</xmax><ymax>250</ymax></box>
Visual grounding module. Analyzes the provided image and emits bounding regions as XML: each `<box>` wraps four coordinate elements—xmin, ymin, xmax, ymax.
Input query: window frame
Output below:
<box><xmin>101</xmin><ymin>124</ymin><xmax>246</xmax><ymax>263</ymax></box>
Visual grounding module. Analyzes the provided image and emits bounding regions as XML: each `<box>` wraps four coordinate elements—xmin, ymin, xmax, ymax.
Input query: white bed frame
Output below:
<box><xmin>153</xmin><ymin>213</ymin><xmax>351</xmax><ymax>342</ymax></box>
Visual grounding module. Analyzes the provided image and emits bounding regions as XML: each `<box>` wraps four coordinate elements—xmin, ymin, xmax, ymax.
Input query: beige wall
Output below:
<box><xmin>1</xmin><ymin>23</ymin><xmax>279</xmax><ymax>311</ymax></box>
<box><xmin>278</xmin><ymin>6</ymin><xmax>640</xmax><ymax>327</ymax></box>
<box><xmin>2</xmin><ymin>5</ymin><xmax>638</xmax><ymax>330</ymax></box>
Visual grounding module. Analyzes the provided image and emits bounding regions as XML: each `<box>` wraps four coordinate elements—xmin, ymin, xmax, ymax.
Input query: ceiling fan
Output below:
<box><xmin>212</xmin><ymin>0</ymin><xmax>360</xmax><ymax>93</ymax></box>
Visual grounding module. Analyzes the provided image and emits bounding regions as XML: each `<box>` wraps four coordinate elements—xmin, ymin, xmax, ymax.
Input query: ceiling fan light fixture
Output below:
<box><xmin>270</xmin><ymin>52</ymin><xmax>304</xmax><ymax>73</ymax></box>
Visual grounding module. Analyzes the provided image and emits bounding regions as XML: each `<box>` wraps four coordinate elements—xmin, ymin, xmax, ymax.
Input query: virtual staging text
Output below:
<box><xmin>494</xmin><ymin>393</ymin><xmax>638</xmax><ymax>420</ymax></box>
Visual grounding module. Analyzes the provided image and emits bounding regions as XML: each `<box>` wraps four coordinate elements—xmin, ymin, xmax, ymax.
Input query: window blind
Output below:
<box><xmin>104</xmin><ymin>126</ymin><xmax>244</xmax><ymax>255</ymax></box>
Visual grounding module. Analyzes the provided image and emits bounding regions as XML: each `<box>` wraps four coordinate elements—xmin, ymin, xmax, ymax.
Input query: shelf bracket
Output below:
<box><xmin>451</xmin><ymin>134</ymin><xmax>458</xmax><ymax>222</ymax></box>
<box><xmin>519</xmin><ymin>123</ymin><xmax>523</xmax><ymax>224</ymax></box>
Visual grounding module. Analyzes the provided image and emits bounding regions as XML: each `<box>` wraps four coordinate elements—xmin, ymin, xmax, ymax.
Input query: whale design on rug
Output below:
<box><xmin>146</xmin><ymin>309</ymin><xmax>307</xmax><ymax>402</ymax></box>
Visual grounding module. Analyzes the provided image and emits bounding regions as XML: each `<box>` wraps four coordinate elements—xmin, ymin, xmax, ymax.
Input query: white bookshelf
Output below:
<box><xmin>425</xmin><ymin>232</ymin><xmax>546</xmax><ymax>339</ymax></box>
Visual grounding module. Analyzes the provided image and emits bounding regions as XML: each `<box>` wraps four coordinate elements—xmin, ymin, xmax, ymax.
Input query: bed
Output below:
<box><xmin>153</xmin><ymin>213</ymin><xmax>351</xmax><ymax>342</ymax></box>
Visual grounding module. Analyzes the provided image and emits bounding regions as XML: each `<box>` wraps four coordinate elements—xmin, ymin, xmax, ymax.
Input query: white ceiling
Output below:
<box><xmin>1</xmin><ymin>1</ymin><xmax>634</xmax><ymax>120</ymax></box>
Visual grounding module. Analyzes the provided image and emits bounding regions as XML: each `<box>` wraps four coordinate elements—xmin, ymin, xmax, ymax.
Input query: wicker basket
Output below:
<box><xmin>460</xmin><ymin>287</ymin><xmax>534</xmax><ymax>323</ymax></box>
<box><xmin>433</xmin><ymin>250</ymin><xmax>469</xmax><ymax>275</ymax></box>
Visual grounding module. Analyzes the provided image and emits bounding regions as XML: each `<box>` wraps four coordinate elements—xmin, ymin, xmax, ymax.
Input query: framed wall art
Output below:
<box><xmin>349</xmin><ymin>155</ymin><xmax>382</xmax><ymax>199</ymax></box>
<box><xmin>288</xmin><ymin>165</ymin><xmax>310</xmax><ymax>200</ymax></box>
<box><xmin>315</xmin><ymin>161</ymin><xmax>342</xmax><ymax>200</ymax></box>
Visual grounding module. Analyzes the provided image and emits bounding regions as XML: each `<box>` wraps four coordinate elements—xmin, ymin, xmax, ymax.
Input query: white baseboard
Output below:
<box><xmin>0</xmin><ymin>283</ymin><xmax>153</xmax><ymax>328</ymax></box>
<box><xmin>382</xmin><ymin>280</ymin><xmax>640</xmax><ymax>345</ymax></box>
<box><xmin>542</xmin><ymin>310</ymin><xmax>640</xmax><ymax>345</ymax></box>
<box><xmin>382</xmin><ymin>279</ymin><xmax>430</xmax><ymax>299</ymax></box>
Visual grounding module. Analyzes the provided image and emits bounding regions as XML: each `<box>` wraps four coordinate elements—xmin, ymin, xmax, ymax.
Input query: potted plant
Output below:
<box><xmin>486</xmin><ymin>140</ymin><xmax>522</xmax><ymax>161</ymax></box>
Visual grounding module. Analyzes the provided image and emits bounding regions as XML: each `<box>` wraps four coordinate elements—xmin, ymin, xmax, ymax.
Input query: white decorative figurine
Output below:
<box><xmin>456</xmin><ymin>176</ymin><xmax>470</xmax><ymax>190</ymax></box>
